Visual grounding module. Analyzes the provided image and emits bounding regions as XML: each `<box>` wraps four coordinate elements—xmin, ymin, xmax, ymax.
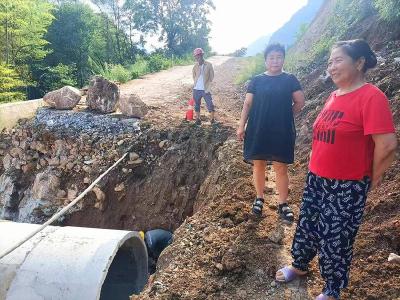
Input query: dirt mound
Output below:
<box><xmin>0</xmin><ymin>109</ymin><xmax>142</xmax><ymax>222</ymax></box>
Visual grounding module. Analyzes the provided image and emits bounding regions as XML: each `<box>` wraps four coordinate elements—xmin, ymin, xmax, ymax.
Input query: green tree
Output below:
<box><xmin>45</xmin><ymin>2</ymin><xmax>105</xmax><ymax>86</ymax></box>
<box><xmin>0</xmin><ymin>64</ymin><xmax>24</xmax><ymax>102</ymax></box>
<box><xmin>30</xmin><ymin>63</ymin><xmax>77</xmax><ymax>95</ymax></box>
<box><xmin>91</xmin><ymin>0</ymin><xmax>142</xmax><ymax>64</ymax></box>
<box><xmin>0</xmin><ymin>0</ymin><xmax>54</xmax><ymax>65</ymax></box>
<box><xmin>123</xmin><ymin>0</ymin><xmax>158</xmax><ymax>50</ymax></box>
<box><xmin>151</xmin><ymin>0</ymin><xmax>215</xmax><ymax>56</ymax></box>
<box><xmin>0</xmin><ymin>0</ymin><xmax>54</xmax><ymax>99</ymax></box>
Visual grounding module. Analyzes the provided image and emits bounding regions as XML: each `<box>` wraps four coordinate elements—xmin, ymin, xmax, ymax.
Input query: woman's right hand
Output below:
<box><xmin>237</xmin><ymin>127</ymin><xmax>245</xmax><ymax>141</ymax></box>
<box><xmin>237</xmin><ymin>93</ymin><xmax>253</xmax><ymax>142</ymax></box>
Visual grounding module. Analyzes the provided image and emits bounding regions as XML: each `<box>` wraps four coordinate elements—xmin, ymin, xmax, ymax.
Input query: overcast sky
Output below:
<box><xmin>209</xmin><ymin>0</ymin><xmax>308</xmax><ymax>54</ymax></box>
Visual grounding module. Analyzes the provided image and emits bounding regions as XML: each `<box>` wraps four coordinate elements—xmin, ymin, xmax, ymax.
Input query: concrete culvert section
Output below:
<box><xmin>0</xmin><ymin>221</ymin><xmax>148</xmax><ymax>300</ymax></box>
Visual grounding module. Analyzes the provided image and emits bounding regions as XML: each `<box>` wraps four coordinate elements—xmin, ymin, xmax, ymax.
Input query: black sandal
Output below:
<box><xmin>252</xmin><ymin>198</ymin><xmax>264</xmax><ymax>216</ymax></box>
<box><xmin>278</xmin><ymin>203</ymin><xmax>294</xmax><ymax>223</ymax></box>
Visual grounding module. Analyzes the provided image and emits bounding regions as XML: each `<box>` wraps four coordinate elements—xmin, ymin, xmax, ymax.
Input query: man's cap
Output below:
<box><xmin>193</xmin><ymin>48</ymin><xmax>204</xmax><ymax>56</ymax></box>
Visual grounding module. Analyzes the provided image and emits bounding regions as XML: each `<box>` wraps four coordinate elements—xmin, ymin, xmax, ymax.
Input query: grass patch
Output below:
<box><xmin>235</xmin><ymin>54</ymin><xmax>265</xmax><ymax>84</ymax></box>
<box><xmin>101</xmin><ymin>54</ymin><xmax>193</xmax><ymax>83</ymax></box>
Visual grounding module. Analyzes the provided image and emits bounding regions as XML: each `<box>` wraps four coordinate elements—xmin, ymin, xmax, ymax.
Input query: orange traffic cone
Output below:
<box><xmin>185</xmin><ymin>98</ymin><xmax>195</xmax><ymax>120</ymax></box>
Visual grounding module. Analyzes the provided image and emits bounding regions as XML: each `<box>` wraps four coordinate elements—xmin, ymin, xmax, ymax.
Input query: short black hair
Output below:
<box><xmin>264</xmin><ymin>43</ymin><xmax>286</xmax><ymax>59</ymax></box>
<box><xmin>333</xmin><ymin>39</ymin><xmax>377</xmax><ymax>72</ymax></box>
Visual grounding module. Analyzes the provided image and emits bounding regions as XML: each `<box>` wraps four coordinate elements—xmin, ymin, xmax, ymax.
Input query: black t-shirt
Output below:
<box><xmin>244</xmin><ymin>72</ymin><xmax>302</xmax><ymax>163</ymax></box>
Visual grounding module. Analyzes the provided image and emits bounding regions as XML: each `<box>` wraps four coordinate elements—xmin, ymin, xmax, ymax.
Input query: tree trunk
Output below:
<box><xmin>5</xmin><ymin>5</ymin><xmax>9</xmax><ymax>64</ymax></box>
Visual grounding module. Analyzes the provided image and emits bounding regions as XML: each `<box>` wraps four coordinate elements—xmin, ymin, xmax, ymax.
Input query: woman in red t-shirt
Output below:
<box><xmin>275</xmin><ymin>39</ymin><xmax>397</xmax><ymax>300</ymax></box>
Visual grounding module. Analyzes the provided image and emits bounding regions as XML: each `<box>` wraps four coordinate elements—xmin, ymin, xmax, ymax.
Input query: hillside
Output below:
<box><xmin>245</xmin><ymin>0</ymin><xmax>324</xmax><ymax>57</ymax></box>
<box><xmin>287</xmin><ymin>1</ymin><xmax>400</xmax><ymax>299</ymax></box>
<box><xmin>269</xmin><ymin>0</ymin><xmax>324</xmax><ymax>47</ymax></box>
<box><xmin>245</xmin><ymin>34</ymin><xmax>272</xmax><ymax>57</ymax></box>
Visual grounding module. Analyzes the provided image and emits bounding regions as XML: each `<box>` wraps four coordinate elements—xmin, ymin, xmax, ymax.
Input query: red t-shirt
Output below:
<box><xmin>309</xmin><ymin>83</ymin><xmax>395</xmax><ymax>180</ymax></box>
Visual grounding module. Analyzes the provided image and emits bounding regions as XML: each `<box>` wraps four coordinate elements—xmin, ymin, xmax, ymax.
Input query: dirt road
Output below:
<box><xmin>121</xmin><ymin>56</ymin><xmax>231</xmax><ymax>106</ymax></box>
<box><xmin>120</xmin><ymin>56</ymin><xmax>243</xmax><ymax>128</ymax></box>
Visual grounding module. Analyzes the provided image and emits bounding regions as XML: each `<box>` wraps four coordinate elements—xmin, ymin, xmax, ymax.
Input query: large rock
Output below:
<box><xmin>118</xmin><ymin>94</ymin><xmax>149</xmax><ymax>118</ymax></box>
<box><xmin>17</xmin><ymin>170</ymin><xmax>61</xmax><ymax>223</ymax></box>
<box><xmin>0</xmin><ymin>173</ymin><xmax>20</xmax><ymax>220</ymax></box>
<box><xmin>17</xmin><ymin>192</ymin><xmax>53</xmax><ymax>223</ymax></box>
<box><xmin>86</xmin><ymin>76</ymin><xmax>119</xmax><ymax>113</ymax></box>
<box><xmin>2</xmin><ymin>154</ymin><xmax>13</xmax><ymax>171</ymax></box>
<box><xmin>32</xmin><ymin>170</ymin><xmax>61</xmax><ymax>201</ymax></box>
<box><xmin>43</xmin><ymin>86</ymin><xmax>81</xmax><ymax>109</ymax></box>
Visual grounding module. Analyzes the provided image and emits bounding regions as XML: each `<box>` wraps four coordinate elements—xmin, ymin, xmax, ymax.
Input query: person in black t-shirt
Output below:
<box><xmin>237</xmin><ymin>43</ymin><xmax>305</xmax><ymax>222</ymax></box>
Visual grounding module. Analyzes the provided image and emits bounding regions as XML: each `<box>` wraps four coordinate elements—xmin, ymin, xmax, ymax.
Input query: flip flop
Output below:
<box><xmin>275</xmin><ymin>266</ymin><xmax>302</xmax><ymax>282</ymax></box>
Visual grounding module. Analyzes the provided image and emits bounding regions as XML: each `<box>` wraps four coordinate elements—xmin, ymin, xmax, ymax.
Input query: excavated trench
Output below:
<box><xmin>0</xmin><ymin>109</ymin><xmax>231</xmax><ymax>231</ymax></box>
<box><xmin>63</xmin><ymin>124</ymin><xmax>231</xmax><ymax>232</ymax></box>
<box><xmin>62</xmin><ymin>122</ymin><xmax>233</xmax><ymax>298</ymax></box>
<box><xmin>0</xmin><ymin>108</ymin><xmax>233</xmax><ymax>299</ymax></box>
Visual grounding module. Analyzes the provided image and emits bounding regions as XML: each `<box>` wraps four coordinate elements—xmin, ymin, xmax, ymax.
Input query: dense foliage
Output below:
<box><xmin>0</xmin><ymin>0</ymin><xmax>214</xmax><ymax>102</ymax></box>
<box><xmin>374</xmin><ymin>0</ymin><xmax>400</xmax><ymax>21</ymax></box>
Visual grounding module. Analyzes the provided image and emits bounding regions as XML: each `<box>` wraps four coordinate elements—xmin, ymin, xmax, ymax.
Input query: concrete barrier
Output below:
<box><xmin>0</xmin><ymin>99</ymin><xmax>43</xmax><ymax>130</ymax></box>
<box><xmin>0</xmin><ymin>221</ymin><xmax>148</xmax><ymax>300</ymax></box>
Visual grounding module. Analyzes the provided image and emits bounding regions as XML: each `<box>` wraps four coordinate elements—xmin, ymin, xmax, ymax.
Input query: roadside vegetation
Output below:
<box><xmin>0</xmin><ymin>0</ymin><xmax>214</xmax><ymax>102</ymax></box>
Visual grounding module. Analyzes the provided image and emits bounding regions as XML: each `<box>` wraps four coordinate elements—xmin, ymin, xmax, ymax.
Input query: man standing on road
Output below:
<box><xmin>192</xmin><ymin>48</ymin><xmax>215</xmax><ymax>125</ymax></box>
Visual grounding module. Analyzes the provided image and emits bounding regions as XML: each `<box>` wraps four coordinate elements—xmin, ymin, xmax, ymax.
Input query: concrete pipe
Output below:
<box><xmin>0</xmin><ymin>221</ymin><xmax>148</xmax><ymax>300</ymax></box>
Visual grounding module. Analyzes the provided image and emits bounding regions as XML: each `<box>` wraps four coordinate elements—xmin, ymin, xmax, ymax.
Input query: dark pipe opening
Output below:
<box><xmin>100</xmin><ymin>238</ymin><xmax>147</xmax><ymax>300</ymax></box>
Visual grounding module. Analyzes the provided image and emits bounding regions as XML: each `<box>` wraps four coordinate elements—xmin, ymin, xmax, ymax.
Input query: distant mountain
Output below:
<box><xmin>269</xmin><ymin>0</ymin><xmax>324</xmax><ymax>47</ymax></box>
<box><xmin>245</xmin><ymin>34</ymin><xmax>271</xmax><ymax>57</ymax></box>
<box><xmin>245</xmin><ymin>0</ymin><xmax>324</xmax><ymax>56</ymax></box>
